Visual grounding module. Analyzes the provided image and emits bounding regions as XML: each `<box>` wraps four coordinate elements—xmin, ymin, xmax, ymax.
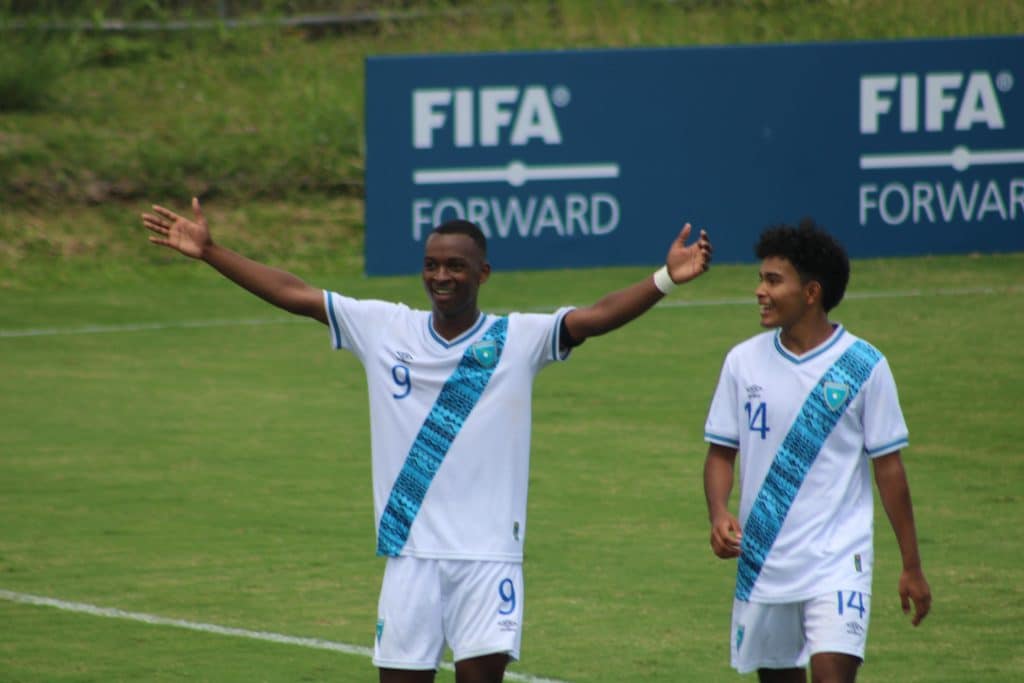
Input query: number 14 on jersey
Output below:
<box><xmin>744</xmin><ymin>401</ymin><xmax>770</xmax><ymax>439</ymax></box>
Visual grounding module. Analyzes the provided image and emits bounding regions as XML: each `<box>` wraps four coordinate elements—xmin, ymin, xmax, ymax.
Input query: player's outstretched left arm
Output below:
<box><xmin>873</xmin><ymin>451</ymin><xmax>932</xmax><ymax>626</ymax></box>
<box><xmin>562</xmin><ymin>223</ymin><xmax>712</xmax><ymax>343</ymax></box>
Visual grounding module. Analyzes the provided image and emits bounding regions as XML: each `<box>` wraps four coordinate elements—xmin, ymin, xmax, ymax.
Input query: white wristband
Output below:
<box><xmin>653</xmin><ymin>265</ymin><xmax>678</xmax><ymax>295</ymax></box>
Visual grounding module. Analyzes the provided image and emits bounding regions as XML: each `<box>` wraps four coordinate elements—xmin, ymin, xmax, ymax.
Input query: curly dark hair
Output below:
<box><xmin>432</xmin><ymin>219</ymin><xmax>488</xmax><ymax>258</ymax></box>
<box><xmin>755</xmin><ymin>218</ymin><xmax>850</xmax><ymax>312</ymax></box>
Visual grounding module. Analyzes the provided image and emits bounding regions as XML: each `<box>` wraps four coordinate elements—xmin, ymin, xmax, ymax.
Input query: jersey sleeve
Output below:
<box><xmin>704</xmin><ymin>351</ymin><xmax>740</xmax><ymax>448</ymax></box>
<box><xmin>323</xmin><ymin>291</ymin><xmax>406</xmax><ymax>362</ymax></box>
<box><xmin>510</xmin><ymin>306</ymin><xmax>576</xmax><ymax>370</ymax></box>
<box><xmin>861</xmin><ymin>357</ymin><xmax>909</xmax><ymax>457</ymax></box>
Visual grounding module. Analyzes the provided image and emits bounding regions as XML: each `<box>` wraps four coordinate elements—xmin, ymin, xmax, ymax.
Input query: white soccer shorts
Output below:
<box><xmin>730</xmin><ymin>590</ymin><xmax>871</xmax><ymax>674</ymax></box>
<box><xmin>373</xmin><ymin>556</ymin><xmax>524</xmax><ymax>670</ymax></box>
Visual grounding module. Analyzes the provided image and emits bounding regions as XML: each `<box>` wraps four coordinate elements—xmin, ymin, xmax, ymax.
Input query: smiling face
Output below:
<box><xmin>755</xmin><ymin>255</ymin><xmax>821</xmax><ymax>330</ymax></box>
<box><xmin>422</xmin><ymin>232</ymin><xmax>490</xmax><ymax>323</ymax></box>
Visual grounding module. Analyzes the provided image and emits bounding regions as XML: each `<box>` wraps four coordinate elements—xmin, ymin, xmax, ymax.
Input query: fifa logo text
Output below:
<box><xmin>413</xmin><ymin>86</ymin><xmax>565</xmax><ymax>149</ymax></box>
<box><xmin>859</xmin><ymin>71</ymin><xmax>1010</xmax><ymax>134</ymax></box>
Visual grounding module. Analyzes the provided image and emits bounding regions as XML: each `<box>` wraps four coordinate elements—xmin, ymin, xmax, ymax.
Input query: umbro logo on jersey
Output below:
<box><xmin>394</xmin><ymin>350</ymin><xmax>414</xmax><ymax>363</ymax></box>
<box><xmin>470</xmin><ymin>340</ymin><xmax>498</xmax><ymax>368</ymax></box>
<box><xmin>823</xmin><ymin>382</ymin><xmax>850</xmax><ymax>411</ymax></box>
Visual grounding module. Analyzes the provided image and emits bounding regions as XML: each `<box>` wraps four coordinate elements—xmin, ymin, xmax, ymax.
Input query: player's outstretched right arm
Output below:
<box><xmin>142</xmin><ymin>197</ymin><xmax>327</xmax><ymax>325</ymax></box>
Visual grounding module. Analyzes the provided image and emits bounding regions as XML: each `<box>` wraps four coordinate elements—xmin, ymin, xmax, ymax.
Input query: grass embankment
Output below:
<box><xmin>1</xmin><ymin>0</ymin><xmax>1021</xmax><ymax>285</ymax></box>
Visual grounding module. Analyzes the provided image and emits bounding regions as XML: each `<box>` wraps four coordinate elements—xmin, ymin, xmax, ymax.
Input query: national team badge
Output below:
<box><xmin>471</xmin><ymin>340</ymin><xmax>498</xmax><ymax>368</ymax></box>
<box><xmin>823</xmin><ymin>381</ymin><xmax>850</xmax><ymax>411</ymax></box>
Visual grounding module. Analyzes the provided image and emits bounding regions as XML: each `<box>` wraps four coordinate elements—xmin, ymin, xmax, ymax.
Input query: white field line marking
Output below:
<box><xmin>0</xmin><ymin>316</ymin><xmax>302</xmax><ymax>338</ymax></box>
<box><xmin>658</xmin><ymin>284</ymin><xmax>1021</xmax><ymax>309</ymax></box>
<box><xmin>0</xmin><ymin>285</ymin><xmax>1019</xmax><ymax>340</ymax></box>
<box><xmin>0</xmin><ymin>589</ymin><xmax>571</xmax><ymax>683</ymax></box>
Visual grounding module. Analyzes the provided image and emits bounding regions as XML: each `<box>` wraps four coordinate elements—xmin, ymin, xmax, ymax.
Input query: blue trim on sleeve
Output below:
<box><xmin>866</xmin><ymin>437</ymin><xmax>909</xmax><ymax>457</ymax></box>
<box><xmin>551</xmin><ymin>308</ymin><xmax>575</xmax><ymax>361</ymax></box>
<box><xmin>705</xmin><ymin>432</ymin><xmax>740</xmax><ymax>448</ymax></box>
<box><xmin>325</xmin><ymin>291</ymin><xmax>343</xmax><ymax>349</ymax></box>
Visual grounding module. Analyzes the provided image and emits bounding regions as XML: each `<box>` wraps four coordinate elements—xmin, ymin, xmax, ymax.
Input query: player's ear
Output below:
<box><xmin>478</xmin><ymin>261</ymin><xmax>491</xmax><ymax>285</ymax></box>
<box><xmin>805</xmin><ymin>279</ymin><xmax>823</xmax><ymax>306</ymax></box>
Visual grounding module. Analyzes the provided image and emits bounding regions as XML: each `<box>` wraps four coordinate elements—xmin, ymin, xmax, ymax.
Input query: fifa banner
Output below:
<box><xmin>364</xmin><ymin>36</ymin><xmax>1023</xmax><ymax>275</ymax></box>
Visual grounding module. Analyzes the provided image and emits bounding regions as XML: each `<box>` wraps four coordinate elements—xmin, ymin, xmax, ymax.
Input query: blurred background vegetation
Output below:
<box><xmin>2</xmin><ymin>0</ymin><xmax>1020</xmax><ymax>206</ymax></box>
<box><xmin>0</xmin><ymin>0</ymin><xmax>1020</xmax><ymax>284</ymax></box>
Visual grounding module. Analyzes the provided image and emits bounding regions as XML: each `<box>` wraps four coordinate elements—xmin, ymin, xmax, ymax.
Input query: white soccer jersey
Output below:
<box><xmin>704</xmin><ymin>324</ymin><xmax>908</xmax><ymax>603</ymax></box>
<box><xmin>324</xmin><ymin>291</ymin><xmax>572</xmax><ymax>562</ymax></box>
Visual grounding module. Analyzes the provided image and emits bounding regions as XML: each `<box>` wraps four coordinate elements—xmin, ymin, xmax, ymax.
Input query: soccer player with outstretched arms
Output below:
<box><xmin>143</xmin><ymin>198</ymin><xmax>711</xmax><ymax>683</ymax></box>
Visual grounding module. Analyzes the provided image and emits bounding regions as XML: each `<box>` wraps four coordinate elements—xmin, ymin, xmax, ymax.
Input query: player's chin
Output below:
<box><xmin>432</xmin><ymin>296</ymin><xmax>469</xmax><ymax>317</ymax></box>
<box><xmin>757</xmin><ymin>307</ymin><xmax>780</xmax><ymax>328</ymax></box>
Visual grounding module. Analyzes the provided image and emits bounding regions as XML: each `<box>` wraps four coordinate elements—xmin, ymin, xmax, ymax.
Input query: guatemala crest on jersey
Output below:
<box><xmin>470</xmin><ymin>339</ymin><xmax>498</xmax><ymax>368</ymax></box>
<box><xmin>823</xmin><ymin>381</ymin><xmax>850</xmax><ymax>411</ymax></box>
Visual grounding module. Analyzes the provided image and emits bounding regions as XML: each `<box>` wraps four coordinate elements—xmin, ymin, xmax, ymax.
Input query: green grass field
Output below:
<box><xmin>2</xmin><ymin>1</ymin><xmax>1023</xmax><ymax>680</ymax></box>
<box><xmin>2</xmin><ymin>245</ymin><xmax>1022</xmax><ymax>682</ymax></box>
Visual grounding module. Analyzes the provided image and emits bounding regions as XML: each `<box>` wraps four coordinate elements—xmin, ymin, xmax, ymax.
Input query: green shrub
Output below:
<box><xmin>0</xmin><ymin>31</ymin><xmax>76</xmax><ymax>112</ymax></box>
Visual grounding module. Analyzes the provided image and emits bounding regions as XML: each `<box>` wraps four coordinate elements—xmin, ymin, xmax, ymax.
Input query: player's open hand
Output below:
<box><xmin>142</xmin><ymin>197</ymin><xmax>212</xmax><ymax>260</ymax></box>
<box><xmin>899</xmin><ymin>566</ymin><xmax>932</xmax><ymax>626</ymax></box>
<box><xmin>665</xmin><ymin>223</ymin><xmax>712</xmax><ymax>285</ymax></box>
<box><xmin>710</xmin><ymin>512</ymin><xmax>742</xmax><ymax>559</ymax></box>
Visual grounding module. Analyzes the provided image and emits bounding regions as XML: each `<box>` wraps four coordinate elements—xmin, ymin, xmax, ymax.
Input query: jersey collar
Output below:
<box><xmin>427</xmin><ymin>312</ymin><xmax>488</xmax><ymax>349</ymax></box>
<box><xmin>773</xmin><ymin>323</ymin><xmax>845</xmax><ymax>364</ymax></box>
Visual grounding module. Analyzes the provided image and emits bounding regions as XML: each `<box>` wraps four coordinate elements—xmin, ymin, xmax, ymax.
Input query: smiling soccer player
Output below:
<box><xmin>702</xmin><ymin>219</ymin><xmax>931</xmax><ymax>683</ymax></box>
<box><xmin>143</xmin><ymin>198</ymin><xmax>711</xmax><ymax>683</ymax></box>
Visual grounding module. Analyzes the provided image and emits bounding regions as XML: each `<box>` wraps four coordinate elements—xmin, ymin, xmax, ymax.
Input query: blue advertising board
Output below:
<box><xmin>365</xmin><ymin>36</ymin><xmax>1023</xmax><ymax>275</ymax></box>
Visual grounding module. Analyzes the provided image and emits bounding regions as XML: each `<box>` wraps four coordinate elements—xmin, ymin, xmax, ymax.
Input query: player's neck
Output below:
<box><xmin>431</xmin><ymin>308</ymin><xmax>482</xmax><ymax>341</ymax></box>
<box><xmin>778</xmin><ymin>313</ymin><xmax>834</xmax><ymax>355</ymax></box>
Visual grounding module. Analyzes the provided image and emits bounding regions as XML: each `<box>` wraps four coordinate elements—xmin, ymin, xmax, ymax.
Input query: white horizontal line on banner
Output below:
<box><xmin>859</xmin><ymin>145</ymin><xmax>1024</xmax><ymax>172</ymax></box>
<box><xmin>413</xmin><ymin>161</ymin><xmax>619</xmax><ymax>187</ymax></box>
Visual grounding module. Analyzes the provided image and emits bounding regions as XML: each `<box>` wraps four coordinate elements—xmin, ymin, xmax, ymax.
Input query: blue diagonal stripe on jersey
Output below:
<box><xmin>735</xmin><ymin>339</ymin><xmax>883</xmax><ymax>601</ymax></box>
<box><xmin>376</xmin><ymin>317</ymin><xmax>509</xmax><ymax>557</ymax></box>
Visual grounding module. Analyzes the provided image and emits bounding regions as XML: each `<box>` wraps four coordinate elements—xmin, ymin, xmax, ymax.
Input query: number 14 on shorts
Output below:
<box><xmin>837</xmin><ymin>590</ymin><xmax>866</xmax><ymax>619</ymax></box>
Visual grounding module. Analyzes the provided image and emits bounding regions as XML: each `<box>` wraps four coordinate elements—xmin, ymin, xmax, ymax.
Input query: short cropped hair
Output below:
<box><xmin>755</xmin><ymin>218</ymin><xmax>850</xmax><ymax>312</ymax></box>
<box><xmin>432</xmin><ymin>220</ymin><xmax>488</xmax><ymax>258</ymax></box>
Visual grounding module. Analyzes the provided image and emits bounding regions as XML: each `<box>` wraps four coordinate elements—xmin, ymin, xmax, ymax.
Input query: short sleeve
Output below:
<box><xmin>704</xmin><ymin>352</ymin><xmax>740</xmax><ymax>448</ymax></box>
<box><xmin>508</xmin><ymin>306</ymin><xmax>575</xmax><ymax>371</ymax></box>
<box><xmin>323</xmin><ymin>291</ymin><xmax>408</xmax><ymax>362</ymax></box>
<box><xmin>861</xmin><ymin>357</ymin><xmax>909</xmax><ymax>457</ymax></box>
